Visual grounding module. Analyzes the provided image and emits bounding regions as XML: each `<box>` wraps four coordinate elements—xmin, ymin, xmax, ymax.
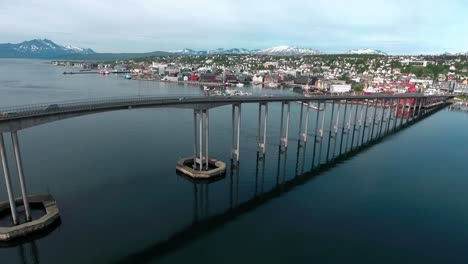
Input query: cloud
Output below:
<box><xmin>0</xmin><ymin>0</ymin><xmax>467</xmax><ymax>54</ymax></box>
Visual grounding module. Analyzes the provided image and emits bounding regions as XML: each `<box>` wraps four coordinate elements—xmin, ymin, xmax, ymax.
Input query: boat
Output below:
<box><xmin>203</xmin><ymin>86</ymin><xmax>210</xmax><ymax>91</ymax></box>
<box><xmin>236</xmin><ymin>83</ymin><xmax>244</xmax><ymax>87</ymax></box>
<box><xmin>268</xmin><ymin>83</ymin><xmax>278</xmax><ymax>88</ymax></box>
<box><xmin>124</xmin><ymin>74</ymin><xmax>132</xmax><ymax>80</ymax></box>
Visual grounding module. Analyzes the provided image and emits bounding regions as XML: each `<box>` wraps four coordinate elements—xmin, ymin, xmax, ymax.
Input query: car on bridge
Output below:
<box><xmin>0</xmin><ymin>111</ymin><xmax>17</xmax><ymax>118</ymax></box>
<box><xmin>45</xmin><ymin>104</ymin><xmax>60</xmax><ymax>111</ymax></box>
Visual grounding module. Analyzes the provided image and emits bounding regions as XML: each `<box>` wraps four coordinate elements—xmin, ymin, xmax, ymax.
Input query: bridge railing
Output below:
<box><xmin>0</xmin><ymin>94</ymin><xmax>451</xmax><ymax>121</ymax></box>
<box><xmin>0</xmin><ymin>95</ymin><xmax>205</xmax><ymax>120</ymax></box>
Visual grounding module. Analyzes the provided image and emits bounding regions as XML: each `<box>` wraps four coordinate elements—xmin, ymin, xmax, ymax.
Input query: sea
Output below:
<box><xmin>0</xmin><ymin>59</ymin><xmax>468</xmax><ymax>263</ymax></box>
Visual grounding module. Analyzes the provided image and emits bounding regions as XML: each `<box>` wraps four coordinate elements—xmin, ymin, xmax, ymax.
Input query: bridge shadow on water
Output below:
<box><xmin>113</xmin><ymin>104</ymin><xmax>446</xmax><ymax>264</ymax></box>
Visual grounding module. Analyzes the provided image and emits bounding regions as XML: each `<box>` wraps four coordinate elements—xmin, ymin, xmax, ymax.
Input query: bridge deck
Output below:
<box><xmin>0</xmin><ymin>94</ymin><xmax>451</xmax><ymax>133</ymax></box>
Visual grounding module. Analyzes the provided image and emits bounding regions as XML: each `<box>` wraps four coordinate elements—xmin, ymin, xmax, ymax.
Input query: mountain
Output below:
<box><xmin>169</xmin><ymin>46</ymin><xmax>320</xmax><ymax>56</ymax></box>
<box><xmin>255</xmin><ymin>46</ymin><xmax>321</xmax><ymax>56</ymax></box>
<box><xmin>170</xmin><ymin>48</ymin><xmax>252</xmax><ymax>55</ymax></box>
<box><xmin>441</xmin><ymin>51</ymin><xmax>468</xmax><ymax>56</ymax></box>
<box><xmin>346</xmin><ymin>48</ymin><xmax>387</xmax><ymax>55</ymax></box>
<box><xmin>0</xmin><ymin>39</ymin><xmax>95</xmax><ymax>58</ymax></box>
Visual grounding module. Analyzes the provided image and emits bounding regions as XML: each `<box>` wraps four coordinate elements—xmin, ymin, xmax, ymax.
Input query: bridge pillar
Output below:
<box><xmin>0</xmin><ymin>133</ymin><xmax>18</xmax><ymax>225</ymax></box>
<box><xmin>412</xmin><ymin>98</ymin><xmax>418</xmax><ymax>121</ymax></box>
<box><xmin>279</xmin><ymin>102</ymin><xmax>290</xmax><ymax>151</ymax></box>
<box><xmin>178</xmin><ymin>109</ymin><xmax>225</xmax><ymax>179</ymax></box>
<box><xmin>361</xmin><ymin>100</ymin><xmax>369</xmax><ymax>145</ymax></box>
<box><xmin>339</xmin><ymin>100</ymin><xmax>348</xmax><ymax>154</ymax></box>
<box><xmin>257</xmin><ymin>103</ymin><xmax>268</xmax><ymax>154</ymax></box>
<box><xmin>298</xmin><ymin>101</ymin><xmax>310</xmax><ymax>144</ymax></box>
<box><xmin>393</xmin><ymin>99</ymin><xmax>399</xmax><ymax>131</ymax></box>
<box><xmin>332</xmin><ymin>102</ymin><xmax>341</xmax><ymax>158</ymax></box>
<box><xmin>231</xmin><ymin>104</ymin><xmax>241</xmax><ymax>161</ymax></box>
<box><xmin>313</xmin><ymin>101</ymin><xmax>322</xmax><ymax>145</ymax></box>
<box><xmin>350</xmin><ymin>101</ymin><xmax>359</xmax><ymax>150</ymax></box>
<box><xmin>385</xmin><ymin>99</ymin><xmax>394</xmax><ymax>135</ymax></box>
<box><xmin>377</xmin><ymin>99</ymin><xmax>385</xmax><ymax>138</ymax></box>
<box><xmin>317</xmin><ymin>102</ymin><xmax>327</xmax><ymax>162</ymax></box>
<box><xmin>368</xmin><ymin>99</ymin><xmax>379</xmax><ymax>141</ymax></box>
<box><xmin>193</xmin><ymin>109</ymin><xmax>210</xmax><ymax>170</ymax></box>
<box><xmin>344</xmin><ymin>102</ymin><xmax>352</xmax><ymax>151</ymax></box>
<box><xmin>11</xmin><ymin>131</ymin><xmax>31</xmax><ymax>222</ymax></box>
<box><xmin>326</xmin><ymin>101</ymin><xmax>335</xmax><ymax>161</ymax></box>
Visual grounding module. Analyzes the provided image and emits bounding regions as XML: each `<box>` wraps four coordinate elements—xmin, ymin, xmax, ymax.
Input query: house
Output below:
<box><xmin>200</xmin><ymin>72</ymin><xmax>219</xmax><ymax>82</ymax></box>
<box><xmin>252</xmin><ymin>75</ymin><xmax>263</xmax><ymax>84</ymax></box>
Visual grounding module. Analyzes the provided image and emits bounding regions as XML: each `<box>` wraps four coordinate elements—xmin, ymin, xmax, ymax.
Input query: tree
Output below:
<box><xmin>353</xmin><ymin>83</ymin><xmax>364</xmax><ymax>92</ymax></box>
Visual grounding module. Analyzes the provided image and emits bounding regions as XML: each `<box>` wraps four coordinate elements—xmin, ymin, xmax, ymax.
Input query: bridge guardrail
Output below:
<box><xmin>0</xmin><ymin>94</ymin><xmax>451</xmax><ymax>122</ymax></box>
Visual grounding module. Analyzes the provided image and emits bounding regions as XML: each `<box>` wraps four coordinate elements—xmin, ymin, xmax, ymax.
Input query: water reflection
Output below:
<box><xmin>113</xmin><ymin>104</ymin><xmax>445</xmax><ymax>264</ymax></box>
<box><xmin>18</xmin><ymin>241</ymin><xmax>39</xmax><ymax>264</ymax></box>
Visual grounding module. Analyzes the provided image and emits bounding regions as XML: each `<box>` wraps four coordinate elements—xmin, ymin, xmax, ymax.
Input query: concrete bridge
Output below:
<box><xmin>0</xmin><ymin>94</ymin><xmax>451</xmax><ymax>241</ymax></box>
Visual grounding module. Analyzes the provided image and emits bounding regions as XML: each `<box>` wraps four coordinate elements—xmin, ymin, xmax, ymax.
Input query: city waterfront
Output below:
<box><xmin>1</xmin><ymin>59</ymin><xmax>468</xmax><ymax>263</ymax></box>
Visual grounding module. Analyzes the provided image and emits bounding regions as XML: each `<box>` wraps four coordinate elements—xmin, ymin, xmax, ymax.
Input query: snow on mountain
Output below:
<box><xmin>169</xmin><ymin>46</ymin><xmax>319</xmax><ymax>56</ymax></box>
<box><xmin>255</xmin><ymin>46</ymin><xmax>322</xmax><ymax>56</ymax></box>
<box><xmin>0</xmin><ymin>39</ymin><xmax>96</xmax><ymax>57</ymax></box>
<box><xmin>441</xmin><ymin>51</ymin><xmax>468</xmax><ymax>56</ymax></box>
<box><xmin>346</xmin><ymin>48</ymin><xmax>387</xmax><ymax>55</ymax></box>
<box><xmin>170</xmin><ymin>48</ymin><xmax>252</xmax><ymax>55</ymax></box>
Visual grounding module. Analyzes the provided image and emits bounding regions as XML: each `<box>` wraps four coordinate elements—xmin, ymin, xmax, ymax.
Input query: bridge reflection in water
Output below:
<box><xmin>112</xmin><ymin>96</ymin><xmax>447</xmax><ymax>264</ymax></box>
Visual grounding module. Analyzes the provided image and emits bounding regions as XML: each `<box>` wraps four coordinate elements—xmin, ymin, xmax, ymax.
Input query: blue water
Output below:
<box><xmin>0</xmin><ymin>59</ymin><xmax>467</xmax><ymax>263</ymax></box>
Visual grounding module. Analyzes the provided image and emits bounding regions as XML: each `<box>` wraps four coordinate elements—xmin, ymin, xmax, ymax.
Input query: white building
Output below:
<box><xmin>330</xmin><ymin>84</ymin><xmax>351</xmax><ymax>93</ymax></box>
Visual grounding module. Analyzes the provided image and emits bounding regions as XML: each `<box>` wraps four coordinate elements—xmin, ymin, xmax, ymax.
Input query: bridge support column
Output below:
<box><xmin>361</xmin><ymin>100</ymin><xmax>369</xmax><ymax>145</ymax></box>
<box><xmin>11</xmin><ymin>131</ymin><xmax>31</xmax><ymax>222</ymax></box>
<box><xmin>332</xmin><ymin>102</ymin><xmax>341</xmax><ymax>158</ymax></box>
<box><xmin>231</xmin><ymin>104</ymin><xmax>241</xmax><ymax>161</ymax></box>
<box><xmin>178</xmin><ymin>109</ymin><xmax>225</xmax><ymax>179</ymax></box>
<box><xmin>279</xmin><ymin>102</ymin><xmax>290</xmax><ymax>151</ymax></box>
<box><xmin>385</xmin><ymin>99</ymin><xmax>394</xmax><ymax>135</ymax></box>
<box><xmin>393</xmin><ymin>99</ymin><xmax>399</xmax><ymax>131</ymax></box>
<box><xmin>193</xmin><ymin>109</ymin><xmax>209</xmax><ymax>170</ymax></box>
<box><xmin>298</xmin><ymin>102</ymin><xmax>310</xmax><ymax>144</ymax></box>
<box><xmin>317</xmin><ymin>102</ymin><xmax>327</xmax><ymax>163</ymax></box>
<box><xmin>344</xmin><ymin>103</ymin><xmax>352</xmax><ymax>151</ymax></box>
<box><xmin>377</xmin><ymin>99</ymin><xmax>385</xmax><ymax>138</ymax></box>
<box><xmin>404</xmin><ymin>100</ymin><xmax>410</xmax><ymax>125</ymax></box>
<box><xmin>339</xmin><ymin>100</ymin><xmax>348</xmax><ymax>154</ymax></box>
<box><xmin>326</xmin><ymin>101</ymin><xmax>335</xmax><ymax>161</ymax></box>
<box><xmin>0</xmin><ymin>133</ymin><xmax>18</xmax><ymax>225</ymax></box>
<box><xmin>257</xmin><ymin>103</ymin><xmax>268</xmax><ymax>155</ymax></box>
<box><xmin>369</xmin><ymin>100</ymin><xmax>378</xmax><ymax>142</ymax></box>
<box><xmin>412</xmin><ymin>98</ymin><xmax>418</xmax><ymax>122</ymax></box>
<box><xmin>350</xmin><ymin>101</ymin><xmax>359</xmax><ymax>150</ymax></box>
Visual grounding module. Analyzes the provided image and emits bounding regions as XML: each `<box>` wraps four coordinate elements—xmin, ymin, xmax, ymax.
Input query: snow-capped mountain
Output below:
<box><xmin>255</xmin><ymin>46</ymin><xmax>322</xmax><ymax>56</ymax></box>
<box><xmin>346</xmin><ymin>49</ymin><xmax>387</xmax><ymax>55</ymax></box>
<box><xmin>170</xmin><ymin>48</ymin><xmax>252</xmax><ymax>55</ymax></box>
<box><xmin>441</xmin><ymin>51</ymin><xmax>468</xmax><ymax>56</ymax></box>
<box><xmin>0</xmin><ymin>39</ymin><xmax>95</xmax><ymax>58</ymax></box>
<box><xmin>169</xmin><ymin>46</ymin><xmax>320</xmax><ymax>56</ymax></box>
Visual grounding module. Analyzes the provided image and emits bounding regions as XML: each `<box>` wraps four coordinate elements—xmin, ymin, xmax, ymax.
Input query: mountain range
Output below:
<box><xmin>0</xmin><ymin>39</ymin><xmax>382</xmax><ymax>59</ymax></box>
<box><xmin>1</xmin><ymin>39</ymin><xmax>466</xmax><ymax>59</ymax></box>
<box><xmin>346</xmin><ymin>48</ymin><xmax>387</xmax><ymax>55</ymax></box>
<box><xmin>169</xmin><ymin>46</ymin><xmax>322</xmax><ymax>56</ymax></box>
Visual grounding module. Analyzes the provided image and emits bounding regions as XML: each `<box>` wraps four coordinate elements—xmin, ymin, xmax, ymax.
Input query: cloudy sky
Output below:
<box><xmin>1</xmin><ymin>0</ymin><xmax>467</xmax><ymax>54</ymax></box>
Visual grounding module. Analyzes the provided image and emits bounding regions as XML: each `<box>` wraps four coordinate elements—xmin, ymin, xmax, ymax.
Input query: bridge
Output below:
<box><xmin>0</xmin><ymin>94</ymin><xmax>451</xmax><ymax>241</ymax></box>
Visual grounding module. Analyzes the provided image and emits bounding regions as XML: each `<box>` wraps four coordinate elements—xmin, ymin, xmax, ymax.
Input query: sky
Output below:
<box><xmin>0</xmin><ymin>0</ymin><xmax>467</xmax><ymax>54</ymax></box>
